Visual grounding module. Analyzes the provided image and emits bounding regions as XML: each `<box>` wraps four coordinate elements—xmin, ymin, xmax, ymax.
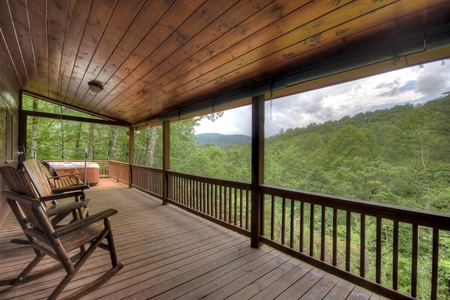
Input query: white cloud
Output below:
<box><xmin>195</xmin><ymin>106</ymin><xmax>252</xmax><ymax>136</ymax></box>
<box><xmin>416</xmin><ymin>60</ymin><xmax>450</xmax><ymax>98</ymax></box>
<box><xmin>196</xmin><ymin>60</ymin><xmax>450</xmax><ymax>137</ymax></box>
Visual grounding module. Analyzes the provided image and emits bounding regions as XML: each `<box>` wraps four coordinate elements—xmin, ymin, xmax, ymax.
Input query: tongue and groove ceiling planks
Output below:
<box><xmin>0</xmin><ymin>0</ymin><xmax>449</xmax><ymax>125</ymax></box>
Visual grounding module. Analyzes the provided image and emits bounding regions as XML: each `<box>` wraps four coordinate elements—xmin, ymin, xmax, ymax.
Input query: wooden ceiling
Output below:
<box><xmin>1</xmin><ymin>0</ymin><xmax>449</xmax><ymax>126</ymax></box>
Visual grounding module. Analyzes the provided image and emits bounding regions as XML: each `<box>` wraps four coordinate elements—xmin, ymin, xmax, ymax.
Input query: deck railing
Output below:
<box><xmin>166</xmin><ymin>170</ymin><xmax>252</xmax><ymax>237</ymax></box>
<box><xmin>107</xmin><ymin>160</ymin><xmax>130</xmax><ymax>184</ymax></box>
<box><xmin>131</xmin><ymin>165</ymin><xmax>164</xmax><ymax>198</ymax></box>
<box><xmin>259</xmin><ymin>185</ymin><xmax>450</xmax><ymax>300</ymax></box>
<box><xmin>93</xmin><ymin>162</ymin><xmax>449</xmax><ymax>300</ymax></box>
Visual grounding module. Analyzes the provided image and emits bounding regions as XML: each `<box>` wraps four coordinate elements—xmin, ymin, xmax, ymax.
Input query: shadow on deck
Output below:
<box><xmin>0</xmin><ymin>178</ymin><xmax>384</xmax><ymax>299</ymax></box>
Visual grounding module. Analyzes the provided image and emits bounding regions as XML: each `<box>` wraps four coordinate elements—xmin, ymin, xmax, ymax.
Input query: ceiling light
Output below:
<box><xmin>88</xmin><ymin>81</ymin><xmax>103</xmax><ymax>93</ymax></box>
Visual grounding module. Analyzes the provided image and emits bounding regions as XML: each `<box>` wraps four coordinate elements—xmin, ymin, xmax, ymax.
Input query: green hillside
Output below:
<box><xmin>264</xmin><ymin>96</ymin><xmax>450</xmax><ymax>211</ymax></box>
<box><xmin>196</xmin><ymin>133</ymin><xmax>251</xmax><ymax>149</ymax></box>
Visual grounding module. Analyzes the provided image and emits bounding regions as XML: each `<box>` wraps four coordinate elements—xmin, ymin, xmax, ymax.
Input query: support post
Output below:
<box><xmin>18</xmin><ymin>90</ymin><xmax>27</xmax><ymax>167</ymax></box>
<box><xmin>128</xmin><ymin>127</ymin><xmax>135</xmax><ymax>188</ymax></box>
<box><xmin>162</xmin><ymin>120</ymin><xmax>170</xmax><ymax>205</ymax></box>
<box><xmin>251</xmin><ymin>94</ymin><xmax>265</xmax><ymax>248</ymax></box>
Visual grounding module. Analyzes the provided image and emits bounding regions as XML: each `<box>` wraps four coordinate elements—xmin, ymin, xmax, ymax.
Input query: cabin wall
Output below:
<box><xmin>0</xmin><ymin>46</ymin><xmax>20</xmax><ymax>227</ymax></box>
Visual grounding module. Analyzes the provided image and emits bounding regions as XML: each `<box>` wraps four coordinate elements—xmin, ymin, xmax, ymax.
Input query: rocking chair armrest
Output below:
<box><xmin>52</xmin><ymin>184</ymin><xmax>90</xmax><ymax>194</ymax></box>
<box><xmin>51</xmin><ymin>172</ymin><xmax>84</xmax><ymax>180</ymax></box>
<box><xmin>54</xmin><ymin>208</ymin><xmax>118</xmax><ymax>238</ymax></box>
<box><xmin>38</xmin><ymin>191</ymin><xmax>86</xmax><ymax>202</ymax></box>
<box><xmin>45</xmin><ymin>201</ymin><xmax>86</xmax><ymax>217</ymax></box>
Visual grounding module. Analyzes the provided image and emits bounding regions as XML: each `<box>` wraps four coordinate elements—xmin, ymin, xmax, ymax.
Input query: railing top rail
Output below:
<box><xmin>261</xmin><ymin>184</ymin><xmax>450</xmax><ymax>230</ymax></box>
<box><xmin>108</xmin><ymin>160</ymin><xmax>129</xmax><ymax>165</ymax></box>
<box><xmin>130</xmin><ymin>165</ymin><xmax>164</xmax><ymax>173</ymax></box>
<box><xmin>167</xmin><ymin>170</ymin><xmax>252</xmax><ymax>190</ymax></box>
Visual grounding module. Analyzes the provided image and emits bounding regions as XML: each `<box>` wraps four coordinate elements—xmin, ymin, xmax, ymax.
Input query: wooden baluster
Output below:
<box><xmin>185</xmin><ymin>178</ymin><xmax>189</xmax><ymax>206</ymax></box>
<box><xmin>192</xmin><ymin>179</ymin><xmax>196</xmax><ymax>210</ymax></box>
<box><xmin>176</xmin><ymin>176</ymin><xmax>179</xmax><ymax>203</ymax></box>
<box><xmin>172</xmin><ymin>175</ymin><xmax>176</xmax><ymax>202</ymax></box>
<box><xmin>198</xmin><ymin>181</ymin><xmax>201</xmax><ymax>213</ymax></box>
<box><xmin>332</xmin><ymin>208</ymin><xmax>338</xmax><ymax>266</ymax></box>
<box><xmin>245</xmin><ymin>189</ymin><xmax>249</xmax><ymax>230</ymax></box>
<box><xmin>234</xmin><ymin>188</ymin><xmax>237</xmax><ymax>225</ymax></box>
<box><xmin>393</xmin><ymin>220</ymin><xmax>399</xmax><ymax>290</ymax></box>
<box><xmin>205</xmin><ymin>182</ymin><xmax>208</xmax><ymax>214</ymax></box>
<box><xmin>191</xmin><ymin>179</ymin><xmax>194</xmax><ymax>208</ymax></box>
<box><xmin>300</xmin><ymin>201</ymin><xmax>304</xmax><ymax>253</ymax></box>
<box><xmin>202</xmin><ymin>181</ymin><xmax>206</xmax><ymax>214</ymax></box>
<box><xmin>281</xmin><ymin>197</ymin><xmax>286</xmax><ymax>245</ymax></box>
<box><xmin>214</xmin><ymin>184</ymin><xmax>218</xmax><ymax>219</ymax></box>
<box><xmin>190</xmin><ymin>179</ymin><xmax>194</xmax><ymax>207</ymax></box>
<box><xmin>376</xmin><ymin>217</ymin><xmax>382</xmax><ymax>283</ymax></box>
<box><xmin>219</xmin><ymin>186</ymin><xmax>223</xmax><ymax>221</ymax></box>
<box><xmin>260</xmin><ymin>193</ymin><xmax>265</xmax><ymax>236</ymax></box>
<box><xmin>180</xmin><ymin>177</ymin><xmax>187</xmax><ymax>205</ymax></box>
<box><xmin>310</xmin><ymin>203</ymin><xmax>315</xmax><ymax>257</ymax></box>
<box><xmin>183</xmin><ymin>178</ymin><xmax>186</xmax><ymax>205</ymax></box>
<box><xmin>223</xmin><ymin>186</ymin><xmax>227</xmax><ymax>222</ymax></box>
<box><xmin>195</xmin><ymin>180</ymin><xmax>199</xmax><ymax>211</ymax></box>
<box><xmin>199</xmin><ymin>181</ymin><xmax>202</xmax><ymax>212</ymax></box>
<box><xmin>239</xmin><ymin>189</ymin><xmax>243</xmax><ymax>228</ymax></box>
<box><xmin>189</xmin><ymin>178</ymin><xmax>192</xmax><ymax>207</ymax></box>
<box><xmin>360</xmin><ymin>214</ymin><xmax>366</xmax><ymax>277</ymax></box>
<box><xmin>290</xmin><ymin>198</ymin><xmax>295</xmax><ymax>248</ymax></box>
<box><xmin>163</xmin><ymin>171</ymin><xmax>166</xmax><ymax>199</ymax></box>
<box><xmin>179</xmin><ymin>176</ymin><xmax>182</xmax><ymax>203</ymax></box>
<box><xmin>228</xmin><ymin>187</ymin><xmax>232</xmax><ymax>224</ymax></box>
<box><xmin>431</xmin><ymin>228</ymin><xmax>439</xmax><ymax>300</ymax></box>
<box><xmin>271</xmin><ymin>195</ymin><xmax>275</xmax><ymax>241</ymax></box>
<box><xmin>200</xmin><ymin>181</ymin><xmax>204</xmax><ymax>214</ymax></box>
<box><xmin>411</xmin><ymin>224</ymin><xmax>419</xmax><ymax>298</ymax></box>
<box><xmin>170</xmin><ymin>174</ymin><xmax>174</xmax><ymax>201</ymax></box>
<box><xmin>346</xmin><ymin>211</ymin><xmax>351</xmax><ymax>272</ymax></box>
<box><xmin>321</xmin><ymin>206</ymin><xmax>326</xmax><ymax>261</ymax></box>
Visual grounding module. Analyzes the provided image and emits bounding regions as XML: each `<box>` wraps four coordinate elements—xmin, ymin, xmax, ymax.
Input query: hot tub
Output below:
<box><xmin>48</xmin><ymin>161</ymin><xmax>100</xmax><ymax>185</ymax></box>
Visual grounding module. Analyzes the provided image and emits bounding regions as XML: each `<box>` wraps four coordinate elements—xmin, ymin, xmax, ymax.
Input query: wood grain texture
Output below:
<box><xmin>0</xmin><ymin>0</ymin><xmax>448</xmax><ymax>124</ymax></box>
<box><xmin>0</xmin><ymin>179</ymin><xmax>383</xmax><ymax>299</ymax></box>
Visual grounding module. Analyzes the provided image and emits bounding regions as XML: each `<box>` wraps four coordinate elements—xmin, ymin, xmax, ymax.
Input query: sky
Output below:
<box><xmin>195</xmin><ymin>60</ymin><xmax>450</xmax><ymax>137</ymax></box>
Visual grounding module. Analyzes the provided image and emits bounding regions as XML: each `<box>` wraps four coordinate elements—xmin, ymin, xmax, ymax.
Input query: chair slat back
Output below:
<box><xmin>23</xmin><ymin>159</ymin><xmax>53</xmax><ymax>197</ymax></box>
<box><xmin>39</xmin><ymin>162</ymin><xmax>56</xmax><ymax>188</ymax></box>
<box><xmin>38</xmin><ymin>160</ymin><xmax>87</xmax><ymax>191</ymax></box>
<box><xmin>0</xmin><ymin>166</ymin><xmax>37</xmax><ymax>197</ymax></box>
<box><xmin>0</xmin><ymin>167</ymin><xmax>46</xmax><ymax>232</ymax></box>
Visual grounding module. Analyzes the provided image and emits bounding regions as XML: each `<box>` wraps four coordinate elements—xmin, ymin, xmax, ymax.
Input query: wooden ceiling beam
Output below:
<box><xmin>22</xmin><ymin>110</ymin><xmax>130</xmax><ymax>127</ymax></box>
<box><xmin>21</xmin><ymin>90</ymin><xmax>124</xmax><ymax>123</ymax></box>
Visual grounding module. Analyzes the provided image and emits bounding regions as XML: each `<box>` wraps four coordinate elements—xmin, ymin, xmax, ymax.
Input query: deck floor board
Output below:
<box><xmin>0</xmin><ymin>179</ymin><xmax>382</xmax><ymax>299</ymax></box>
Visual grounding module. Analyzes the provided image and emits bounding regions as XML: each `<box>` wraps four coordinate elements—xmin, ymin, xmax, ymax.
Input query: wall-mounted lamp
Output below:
<box><xmin>88</xmin><ymin>81</ymin><xmax>103</xmax><ymax>93</ymax></box>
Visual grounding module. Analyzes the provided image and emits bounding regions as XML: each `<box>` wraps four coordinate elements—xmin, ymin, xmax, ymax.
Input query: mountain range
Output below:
<box><xmin>196</xmin><ymin>133</ymin><xmax>251</xmax><ymax>149</ymax></box>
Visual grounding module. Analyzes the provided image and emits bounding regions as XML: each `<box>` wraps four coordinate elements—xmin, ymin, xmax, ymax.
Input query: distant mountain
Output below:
<box><xmin>196</xmin><ymin>133</ymin><xmax>251</xmax><ymax>149</ymax></box>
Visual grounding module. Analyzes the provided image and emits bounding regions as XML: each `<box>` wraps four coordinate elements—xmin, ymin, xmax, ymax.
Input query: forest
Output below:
<box><xmin>24</xmin><ymin>94</ymin><xmax>450</xmax><ymax>299</ymax></box>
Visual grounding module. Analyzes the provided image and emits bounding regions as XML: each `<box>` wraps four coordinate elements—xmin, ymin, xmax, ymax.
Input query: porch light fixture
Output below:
<box><xmin>88</xmin><ymin>81</ymin><xmax>103</xmax><ymax>93</ymax></box>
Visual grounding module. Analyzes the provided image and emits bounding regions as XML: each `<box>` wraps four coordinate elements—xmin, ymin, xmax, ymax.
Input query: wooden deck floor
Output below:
<box><xmin>0</xmin><ymin>179</ymin><xmax>384</xmax><ymax>300</ymax></box>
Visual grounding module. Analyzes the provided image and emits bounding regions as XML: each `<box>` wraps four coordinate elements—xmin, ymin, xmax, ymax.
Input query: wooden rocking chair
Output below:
<box><xmin>40</xmin><ymin>160</ymin><xmax>89</xmax><ymax>190</ymax></box>
<box><xmin>25</xmin><ymin>159</ymin><xmax>89</xmax><ymax>195</ymax></box>
<box><xmin>1</xmin><ymin>167</ymin><xmax>123</xmax><ymax>299</ymax></box>
<box><xmin>23</xmin><ymin>159</ymin><xmax>90</xmax><ymax>221</ymax></box>
<box><xmin>0</xmin><ymin>166</ymin><xmax>86</xmax><ymax>229</ymax></box>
